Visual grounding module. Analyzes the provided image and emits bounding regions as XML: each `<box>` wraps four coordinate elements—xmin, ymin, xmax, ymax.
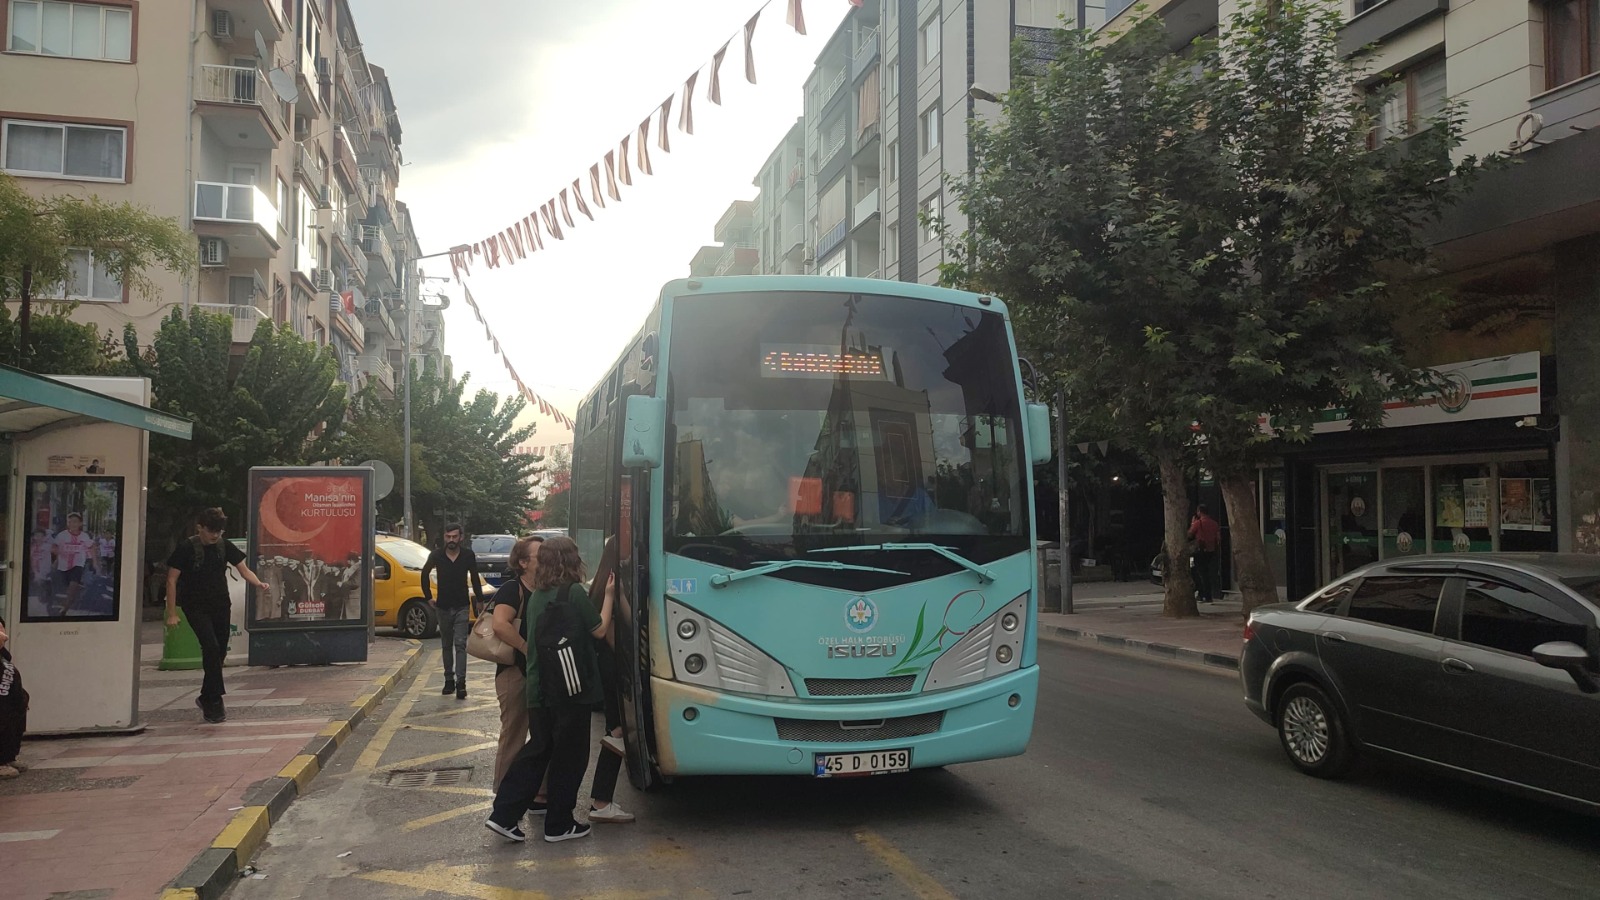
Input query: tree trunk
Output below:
<box><xmin>19</xmin><ymin>264</ymin><xmax>33</xmax><ymax>369</ymax></box>
<box><xmin>1157</xmin><ymin>449</ymin><xmax>1198</xmax><ymax>618</ymax></box>
<box><xmin>1218</xmin><ymin>471</ymin><xmax>1279</xmax><ymax>615</ymax></box>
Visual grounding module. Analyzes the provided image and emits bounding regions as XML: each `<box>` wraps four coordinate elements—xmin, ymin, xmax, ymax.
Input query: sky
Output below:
<box><xmin>346</xmin><ymin>0</ymin><xmax>852</xmax><ymax>449</ymax></box>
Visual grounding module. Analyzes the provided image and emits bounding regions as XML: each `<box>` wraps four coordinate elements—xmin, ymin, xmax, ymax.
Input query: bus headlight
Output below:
<box><xmin>666</xmin><ymin>598</ymin><xmax>796</xmax><ymax>697</ymax></box>
<box><xmin>923</xmin><ymin>593</ymin><xmax>1028</xmax><ymax>692</ymax></box>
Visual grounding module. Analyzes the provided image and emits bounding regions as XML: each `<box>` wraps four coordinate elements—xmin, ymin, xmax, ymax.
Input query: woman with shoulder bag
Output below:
<box><xmin>486</xmin><ymin>536</ymin><xmax>614</xmax><ymax>844</ymax></box>
<box><xmin>486</xmin><ymin>534</ymin><xmax>544</xmax><ymax>790</ymax></box>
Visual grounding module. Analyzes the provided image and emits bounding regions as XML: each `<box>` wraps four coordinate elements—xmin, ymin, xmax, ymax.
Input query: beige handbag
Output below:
<box><xmin>466</xmin><ymin>582</ymin><xmax>522</xmax><ymax>666</ymax></box>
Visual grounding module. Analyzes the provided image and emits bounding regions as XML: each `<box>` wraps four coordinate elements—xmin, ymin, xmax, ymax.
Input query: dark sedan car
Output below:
<box><xmin>1241</xmin><ymin>554</ymin><xmax>1600</xmax><ymax>813</ymax></box>
<box><xmin>470</xmin><ymin>533</ymin><xmax>517</xmax><ymax>588</ymax></box>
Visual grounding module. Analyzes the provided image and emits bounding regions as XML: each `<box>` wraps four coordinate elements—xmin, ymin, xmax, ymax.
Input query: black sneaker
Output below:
<box><xmin>197</xmin><ymin>697</ymin><xmax>226</xmax><ymax>724</ymax></box>
<box><xmin>456</xmin><ymin>685</ymin><xmax>467</xmax><ymax>700</ymax></box>
<box><xmin>544</xmin><ymin>823</ymin><xmax>591</xmax><ymax>843</ymax></box>
<box><xmin>442</xmin><ymin>679</ymin><xmax>456</xmax><ymax>695</ymax></box>
<box><xmin>485</xmin><ymin>819</ymin><xmax>526</xmax><ymax>842</ymax></box>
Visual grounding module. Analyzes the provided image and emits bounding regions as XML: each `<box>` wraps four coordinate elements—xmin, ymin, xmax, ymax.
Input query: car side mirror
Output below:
<box><xmin>1026</xmin><ymin>402</ymin><xmax>1052</xmax><ymax>466</ymax></box>
<box><xmin>622</xmin><ymin>394</ymin><xmax>666</xmax><ymax>470</ymax></box>
<box><xmin>374</xmin><ymin>562</ymin><xmax>391</xmax><ymax>581</ymax></box>
<box><xmin>1531</xmin><ymin>641</ymin><xmax>1600</xmax><ymax>694</ymax></box>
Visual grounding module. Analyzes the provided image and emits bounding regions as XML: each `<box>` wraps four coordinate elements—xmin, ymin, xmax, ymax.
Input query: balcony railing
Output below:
<box><xmin>785</xmin><ymin>224</ymin><xmax>806</xmax><ymax>257</ymax></box>
<box><xmin>195</xmin><ymin>302</ymin><xmax>265</xmax><ymax>344</ymax></box>
<box><xmin>359</xmin><ymin>355</ymin><xmax>395</xmax><ymax>392</ymax></box>
<box><xmin>360</xmin><ymin>224</ymin><xmax>396</xmax><ymax>281</ymax></box>
<box><xmin>852</xmin><ymin>30</ymin><xmax>880</xmax><ymax>81</ymax></box>
<box><xmin>821</xmin><ymin>129</ymin><xmax>848</xmax><ymax>169</ymax></box>
<box><xmin>357</xmin><ymin>290</ymin><xmax>399</xmax><ymax>340</ymax></box>
<box><xmin>193</xmin><ymin>181</ymin><xmax>277</xmax><ymax>233</ymax></box>
<box><xmin>853</xmin><ymin>187</ymin><xmax>880</xmax><ymax>227</ymax></box>
<box><xmin>822</xmin><ymin>69</ymin><xmax>848</xmax><ymax>108</ymax></box>
<box><xmin>330</xmin><ymin>294</ymin><xmax>365</xmax><ymax>347</ymax></box>
<box><xmin>714</xmin><ymin>242</ymin><xmax>757</xmax><ymax>276</ymax></box>
<box><xmin>296</xmin><ymin>143</ymin><xmax>324</xmax><ymax>184</ymax></box>
<box><xmin>195</xmin><ymin>65</ymin><xmax>286</xmax><ymax>138</ymax></box>
<box><xmin>817</xmin><ymin>219</ymin><xmax>849</xmax><ymax>260</ymax></box>
<box><xmin>787</xmin><ymin>161</ymin><xmax>805</xmax><ymax>193</ymax></box>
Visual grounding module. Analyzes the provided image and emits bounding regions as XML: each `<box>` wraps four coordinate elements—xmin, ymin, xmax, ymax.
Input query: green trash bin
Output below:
<box><xmin>158</xmin><ymin>607</ymin><xmax>203</xmax><ymax>671</ymax></box>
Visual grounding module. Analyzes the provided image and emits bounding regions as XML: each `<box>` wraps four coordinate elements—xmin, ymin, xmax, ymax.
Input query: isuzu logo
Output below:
<box><xmin>827</xmin><ymin>643</ymin><xmax>898</xmax><ymax>659</ymax></box>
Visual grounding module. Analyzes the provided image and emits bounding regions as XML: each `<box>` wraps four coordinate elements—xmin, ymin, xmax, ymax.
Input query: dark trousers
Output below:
<box><xmin>182</xmin><ymin>602</ymin><xmax>231</xmax><ymax>702</ymax></box>
<box><xmin>591</xmin><ymin>644</ymin><xmax>623</xmax><ymax>804</ymax></box>
<box><xmin>0</xmin><ymin>665</ymin><xmax>25</xmax><ymax>765</ymax></box>
<box><xmin>1192</xmin><ymin>549</ymin><xmax>1218</xmax><ymax>602</ymax></box>
<box><xmin>491</xmin><ymin>704</ymin><xmax>591</xmax><ymax>834</ymax></box>
<box><xmin>437</xmin><ymin>605</ymin><xmax>470</xmax><ymax>683</ymax></box>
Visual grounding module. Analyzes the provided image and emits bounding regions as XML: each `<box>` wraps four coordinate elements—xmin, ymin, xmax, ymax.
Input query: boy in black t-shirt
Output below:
<box><xmin>164</xmin><ymin>508</ymin><xmax>272</xmax><ymax>723</ymax></box>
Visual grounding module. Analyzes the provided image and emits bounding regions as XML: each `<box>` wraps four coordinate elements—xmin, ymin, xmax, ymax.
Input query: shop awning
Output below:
<box><xmin>0</xmin><ymin>364</ymin><xmax>193</xmax><ymax>440</ymax></box>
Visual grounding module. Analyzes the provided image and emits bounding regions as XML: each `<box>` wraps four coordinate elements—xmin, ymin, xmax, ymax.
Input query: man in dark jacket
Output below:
<box><xmin>0</xmin><ymin>615</ymin><xmax>27</xmax><ymax>778</ymax></box>
<box><xmin>421</xmin><ymin>524</ymin><xmax>486</xmax><ymax>699</ymax></box>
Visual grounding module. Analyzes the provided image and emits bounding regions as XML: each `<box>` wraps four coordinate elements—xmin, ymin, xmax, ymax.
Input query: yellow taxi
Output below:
<box><xmin>374</xmin><ymin>534</ymin><xmax>441</xmax><ymax>638</ymax></box>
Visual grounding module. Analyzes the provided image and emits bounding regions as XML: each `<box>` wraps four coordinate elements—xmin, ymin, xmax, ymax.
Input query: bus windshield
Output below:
<box><xmin>665</xmin><ymin>291</ymin><xmax>1028</xmax><ymax>584</ymax></box>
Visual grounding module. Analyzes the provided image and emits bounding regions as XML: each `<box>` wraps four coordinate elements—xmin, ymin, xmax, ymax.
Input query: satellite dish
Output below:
<box><xmin>267</xmin><ymin>68</ymin><xmax>299</xmax><ymax>104</ymax></box>
<box><xmin>360</xmin><ymin>459</ymin><xmax>396</xmax><ymax>500</ymax></box>
<box><xmin>254</xmin><ymin>30</ymin><xmax>268</xmax><ymax>62</ymax></box>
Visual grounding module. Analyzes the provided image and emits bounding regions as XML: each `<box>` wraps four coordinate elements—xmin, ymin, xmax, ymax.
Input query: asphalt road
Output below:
<box><xmin>226</xmin><ymin>641</ymin><xmax>1600</xmax><ymax>900</ymax></box>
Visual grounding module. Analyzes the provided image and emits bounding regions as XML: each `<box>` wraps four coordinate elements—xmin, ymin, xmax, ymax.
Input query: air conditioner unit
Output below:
<box><xmin>315</xmin><ymin>56</ymin><xmax>331</xmax><ymax>81</ymax></box>
<box><xmin>211</xmin><ymin>10</ymin><xmax>233</xmax><ymax>40</ymax></box>
<box><xmin>317</xmin><ymin>183</ymin><xmax>332</xmax><ymax>209</ymax></box>
<box><xmin>313</xmin><ymin>268</ymin><xmax>333</xmax><ymax>291</ymax></box>
<box><xmin>200</xmin><ymin>238</ymin><xmax>228</xmax><ymax>267</ymax></box>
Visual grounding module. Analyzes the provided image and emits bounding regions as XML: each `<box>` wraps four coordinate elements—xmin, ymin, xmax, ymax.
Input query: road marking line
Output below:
<box><xmin>401</xmin><ymin>800</ymin><xmax>489</xmax><ymax>833</ymax></box>
<box><xmin>354</xmin><ymin>648</ymin><xmax>438</xmax><ymax>775</ymax></box>
<box><xmin>417</xmin><ymin>785</ymin><xmax>495</xmax><ymax>798</ymax></box>
<box><xmin>854</xmin><ymin>830</ymin><xmax>958</xmax><ymax>900</ymax></box>
<box><xmin>406</xmin><ymin>702</ymin><xmax>498</xmax><ymax>721</ymax></box>
<box><xmin>357</xmin><ymin>864</ymin><xmax>550</xmax><ymax>899</ymax></box>
<box><xmin>0</xmin><ymin>829</ymin><xmax>61</xmax><ymax>843</ymax></box>
<box><xmin>382</xmin><ymin>741</ymin><xmax>496</xmax><ymax>771</ymax></box>
<box><xmin>404</xmin><ymin>724</ymin><xmax>497</xmax><ymax>739</ymax></box>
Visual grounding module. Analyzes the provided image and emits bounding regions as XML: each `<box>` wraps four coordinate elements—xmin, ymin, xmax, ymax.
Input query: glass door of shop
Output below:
<box><xmin>1325</xmin><ymin>470</ymin><xmax>1380</xmax><ymax>581</ymax></box>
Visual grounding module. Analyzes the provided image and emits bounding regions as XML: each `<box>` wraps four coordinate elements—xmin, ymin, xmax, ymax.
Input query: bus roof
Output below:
<box><xmin>659</xmin><ymin>275</ymin><xmax>1008</xmax><ymax>315</ymax></box>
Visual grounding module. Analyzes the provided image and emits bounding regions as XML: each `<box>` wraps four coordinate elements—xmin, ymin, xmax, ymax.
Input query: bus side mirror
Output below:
<box><xmin>623</xmin><ymin>395</ymin><xmax>666</xmax><ymax>470</ymax></box>
<box><xmin>1026</xmin><ymin>402</ymin><xmax>1052</xmax><ymax>466</ymax></box>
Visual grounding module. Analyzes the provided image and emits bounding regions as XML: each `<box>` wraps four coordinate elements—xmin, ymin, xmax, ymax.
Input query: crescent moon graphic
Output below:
<box><xmin>260</xmin><ymin>478</ymin><xmax>329</xmax><ymax>545</ymax></box>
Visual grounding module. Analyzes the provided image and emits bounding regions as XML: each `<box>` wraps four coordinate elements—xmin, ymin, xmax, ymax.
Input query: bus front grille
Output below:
<box><xmin>774</xmin><ymin>712</ymin><xmax>944</xmax><ymax>743</ymax></box>
<box><xmin>803</xmin><ymin>676</ymin><xmax>917</xmax><ymax>697</ymax></box>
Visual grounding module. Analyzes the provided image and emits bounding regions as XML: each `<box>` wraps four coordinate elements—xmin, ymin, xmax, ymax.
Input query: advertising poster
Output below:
<box><xmin>1463</xmin><ymin>478</ymin><xmax>1490</xmax><ymax>529</ymax></box>
<box><xmin>1500</xmin><ymin>478</ymin><xmax>1533</xmax><ymax>532</ymax></box>
<box><xmin>1533</xmin><ymin>478</ymin><xmax>1553</xmax><ymax>533</ymax></box>
<box><xmin>20</xmin><ymin>476</ymin><xmax>123</xmax><ymax>623</ymax></box>
<box><xmin>1436</xmin><ymin>483</ymin><xmax>1465</xmax><ymax>528</ymax></box>
<box><xmin>247</xmin><ymin>469</ymin><xmax>371</xmax><ymax>630</ymax></box>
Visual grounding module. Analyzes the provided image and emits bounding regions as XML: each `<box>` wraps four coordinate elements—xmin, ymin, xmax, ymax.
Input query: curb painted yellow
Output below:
<box><xmin>159</xmin><ymin>889</ymin><xmax>200</xmax><ymax>900</ymax></box>
<box><xmin>278</xmin><ymin>754</ymin><xmax>321</xmax><ymax>791</ymax></box>
<box><xmin>319</xmin><ymin>720</ymin><xmax>351</xmax><ymax>742</ymax></box>
<box><xmin>212</xmin><ymin>806</ymin><xmax>271</xmax><ymax>867</ymax></box>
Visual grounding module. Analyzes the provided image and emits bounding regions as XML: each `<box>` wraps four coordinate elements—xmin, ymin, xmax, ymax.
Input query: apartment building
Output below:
<box><xmin>0</xmin><ymin>0</ymin><xmax>440</xmax><ymax>397</ymax></box>
<box><xmin>751</xmin><ymin>119</ymin><xmax>806</xmax><ymax>275</ymax></box>
<box><xmin>683</xmin><ymin>200</ymin><xmax>759</xmax><ymax>278</ymax></box>
<box><xmin>1100</xmin><ymin>0</ymin><xmax>1600</xmax><ymax>594</ymax></box>
<box><xmin>799</xmin><ymin>0</ymin><xmax>882</xmax><ymax>278</ymax></box>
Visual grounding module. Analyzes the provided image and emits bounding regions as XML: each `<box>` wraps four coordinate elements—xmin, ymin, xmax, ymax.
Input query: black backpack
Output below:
<box><xmin>532</xmin><ymin>583</ymin><xmax>595</xmax><ymax>704</ymax></box>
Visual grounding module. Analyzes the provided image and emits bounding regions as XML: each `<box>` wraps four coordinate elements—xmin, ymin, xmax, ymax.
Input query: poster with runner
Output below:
<box><xmin>19</xmin><ymin>476</ymin><xmax>124</xmax><ymax>623</ymax></box>
<box><xmin>246</xmin><ymin>468</ymin><xmax>372</xmax><ymax>630</ymax></box>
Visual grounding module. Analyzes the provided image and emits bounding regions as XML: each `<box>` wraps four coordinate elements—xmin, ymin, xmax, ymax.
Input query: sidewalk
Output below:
<box><xmin>1036</xmin><ymin>580</ymin><xmax>1251</xmax><ymax>670</ymax></box>
<box><xmin>0</xmin><ymin>626</ymin><xmax>420</xmax><ymax>900</ymax></box>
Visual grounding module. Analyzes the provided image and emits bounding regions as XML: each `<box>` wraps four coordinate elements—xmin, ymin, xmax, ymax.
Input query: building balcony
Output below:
<box><xmin>332</xmin><ymin>219</ymin><xmax>367</xmax><ymax>280</ymax></box>
<box><xmin>822</xmin><ymin>68</ymin><xmax>848</xmax><ymax>111</ymax></box>
<box><xmin>713</xmin><ymin>243</ymin><xmax>759</xmax><ymax>276</ymax></box>
<box><xmin>852</xmin><ymin>187</ymin><xmax>880</xmax><ymax>230</ymax></box>
<box><xmin>193</xmin><ymin>181</ymin><xmax>279</xmax><ymax>257</ymax></box>
<box><xmin>210</xmin><ymin>0</ymin><xmax>287</xmax><ymax>42</ymax></box>
<box><xmin>195</xmin><ymin>302</ymin><xmax>266</xmax><ymax>344</ymax></box>
<box><xmin>332</xmin><ymin>125</ymin><xmax>359</xmax><ymax>184</ymax></box>
<box><xmin>295</xmin><ymin>143</ymin><xmax>326</xmax><ymax>194</ymax></box>
<box><xmin>852</xmin><ymin>30</ymin><xmax>880</xmax><ymax>83</ymax></box>
<box><xmin>360</xmin><ymin>224</ymin><xmax>397</xmax><ymax>284</ymax></box>
<box><xmin>330</xmin><ymin>293</ymin><xmax>365</xmax><ymax>350</ymax></box>
<box><xmin>357</xmin><ymin>291</ymin><xmax>401</xmax><ymax>343</ymax></box>
<box><xmin>359</xmin><ymin>355</ymin><xmax>395</xmax><ymax>394</ymax></box>
<box><xmin>817</xmin><ymin>218</ymin><xmax>849</xmax><ymax>260</ymax></box>
<box><xmin>855</xmin><ymin>120</ymin><xmax>881</xmax><ymax>157</ymax></box>
<box><xmin>786</xmin><ymin>161</ymin><xmax>806</xmax><ymax>196</ymax></box>
<box><xmin>194</xmin><ymin>65</ymin><xmax>286</xmax><ymax>150</ymax></box>
<box><xmin>820</xmin><ymin>130</ymin><xmax>848</xmax><ymax>170</ymax></box>
<box><xmin>784</xmin><ymin>224</ymin><xmax>806</xmax><ymax>259</ymax></box>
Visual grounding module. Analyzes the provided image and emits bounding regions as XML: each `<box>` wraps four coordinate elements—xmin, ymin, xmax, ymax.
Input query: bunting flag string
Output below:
<box><xmin>445</xmin><ymin>0</ymin><xmax>810</xmax><ymax>281</ymax></box>
<box><xmin>458</xmin><ymin>287</ymin><xmax>575</xmax><ymax>429</ymax></box>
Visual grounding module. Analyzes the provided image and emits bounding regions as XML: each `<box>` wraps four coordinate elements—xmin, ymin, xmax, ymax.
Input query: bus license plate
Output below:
<box><xmin>814</xmin><ymin>749</ymin><xmax>911</xmax><ymax>777</ymax></box>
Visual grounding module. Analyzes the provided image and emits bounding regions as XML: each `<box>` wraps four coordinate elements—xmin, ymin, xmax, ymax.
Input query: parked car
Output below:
<box><xmin>1241</xmin><ymin>553</ymin><xmax>1600</xmax><ymax>814</ymax></box>
<box><xmin>373</xmin><ymin>535</ymin><xmax>440</xmax><ymax>638</ymax></box>
<box><xmin>471</xmin><ymin>533</ymin><xmax>517</xmax><ymax>588</ymax></box>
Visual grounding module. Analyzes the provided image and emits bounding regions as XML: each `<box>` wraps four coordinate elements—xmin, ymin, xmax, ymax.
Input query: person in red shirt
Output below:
<box><xmin>1188</xmin><ymin>505</ymin><xmax>1222</xmax><ymax>603</ymax></box>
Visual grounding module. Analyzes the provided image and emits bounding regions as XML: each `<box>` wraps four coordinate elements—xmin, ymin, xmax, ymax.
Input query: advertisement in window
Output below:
<box><xmin>246</xmin><ymin>468</ymin><xmax>372</xmax><ymax>630</ymax></box>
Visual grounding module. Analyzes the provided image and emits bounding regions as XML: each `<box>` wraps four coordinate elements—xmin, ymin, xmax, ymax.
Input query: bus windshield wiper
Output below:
<box><xmin>810</xmin><ymin>544</ymin><xmax>995</xmax><ymax>583</ymax></box>
<box><xmin>709</xmin><ymin>559</ymin><xmax>909</xmax><ymax>588</ymax></box>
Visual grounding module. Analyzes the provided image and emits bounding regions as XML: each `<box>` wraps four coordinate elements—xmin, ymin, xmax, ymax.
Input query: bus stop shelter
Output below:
<box><xmin>0</xmin><ymin>364</ymin><xmax>192</xmax><ymax>735</ymax></box>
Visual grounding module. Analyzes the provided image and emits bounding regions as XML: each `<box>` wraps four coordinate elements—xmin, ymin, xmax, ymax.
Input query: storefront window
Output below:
<box><xmin>1261</xmin><ymin>467</ymin><xmax>1288</xmax><ymax>586</ymax></box>
<box><xmin>1433</xmin><ymin>463</ymin><xmax>1494</xmax><ymax>553</ymax></box>
<box><xmin>1381</xmin><ymin>467</ymin><xmax>1425</xmax><ymax>558</ymax></box>
<box><xmin>1327</xmin><ymin>471</ymin><xmax>1380</xmax><ymax>579</ymax></box>
<box><xmin>1496</xmin><ymin>459</ymin><xmax>1555</xmax><ymax>552</ymax></box>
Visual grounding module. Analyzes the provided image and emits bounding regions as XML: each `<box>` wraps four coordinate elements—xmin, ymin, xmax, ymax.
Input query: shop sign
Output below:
<box><xmin>1263</xmin><ymin>352</ymin><xmax>1540</xmax><ymax>435</ymax></box>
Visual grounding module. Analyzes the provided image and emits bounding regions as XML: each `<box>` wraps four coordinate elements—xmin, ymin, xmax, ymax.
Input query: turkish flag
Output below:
<box><xmin>339</xmin><ymin>290</ymin><xmax>354</xmax><ymax>314</ymax></box>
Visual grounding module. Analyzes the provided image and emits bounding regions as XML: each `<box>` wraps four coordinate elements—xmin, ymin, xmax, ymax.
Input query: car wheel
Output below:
<box><xmin>400</xmin><ymin>600</ymin><xmax>436</xmax><ymax>639</ymax></box>
<box><xmin>1276</xmin><ymin>682</ymin><xmax>1354</xmax><ymax>779</ymax></box>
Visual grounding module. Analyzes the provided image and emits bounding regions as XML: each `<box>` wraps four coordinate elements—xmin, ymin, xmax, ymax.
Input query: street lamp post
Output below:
<box><xmin>400</xmin><ymin>246</ymin><xmax>469</xmax><ymax>541</ymax></box>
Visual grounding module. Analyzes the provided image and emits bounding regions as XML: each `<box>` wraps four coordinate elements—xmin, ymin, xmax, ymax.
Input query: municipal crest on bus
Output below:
<box><xmin>844</xmin><ymin>596</ymin><xmax>878</xmax><ymax>634</ymax></box>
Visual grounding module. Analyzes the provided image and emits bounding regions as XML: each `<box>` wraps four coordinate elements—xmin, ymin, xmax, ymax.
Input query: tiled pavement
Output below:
<box><xmin>1036</xmin><ymin>580</ymin><xmax>1263</xmax><ymax>668</ymax></box>
<box><xmin>0</xmin><ymin>629</ymin><xmax>420</xmax><ymax>900</ymax></box>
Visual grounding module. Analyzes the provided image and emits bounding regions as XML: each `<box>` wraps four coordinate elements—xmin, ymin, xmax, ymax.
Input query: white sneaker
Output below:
<box><xmin>589</xmin><ymin>802</ymin><xmax>635</xmax><ymax>824</ymax></box>
<box><xmin>600</xmin><ymin>735</ymin><xmax>626</xmax><ymax>757</ymax></box>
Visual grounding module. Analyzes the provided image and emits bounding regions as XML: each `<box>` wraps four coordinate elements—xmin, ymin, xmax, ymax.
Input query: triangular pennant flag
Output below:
<box><xmin>1076</xmin><ymin>443</ymin><xmax>1090</xmax><ymax>454</ymax></box>
<box><xmin>744</xmin><ymin>13</ymin><xmax>759</xmax><ymax>84</ymax></box>
<box><xmin>526</xmin><ymin>214</ymin><xmax>544</xmax><ymax>250</ymax></box>
<box><xmin>786</xmin><ymin>0</ymin><xmax>805</xmax><ymax>35</ymax></box>
<box><xmin>482</xmin><ymin>236</ymin><xmax>499</xmax><ymax>268</ymax></box>
<box><xmin>541</xmin><ymin>201</ymin><xmax>564</xmax><ymax>240</ymax></box>
<box><xmin>559</xmin><ymin>188</ymin><xmax>575</xmax><ymax>227</ymax></box>
<box><xmin>507</xmin><ymin>226</ymin><xmax>526</xmax><ymax>260</ymax></box>
<box><xmin>709</xmin><ymin>42</ymin><xmax>728</xmax><ymax>105</ymax></box>
<box><xmin>492</xmin><ymin>337</ymin><xmax>500</xmax><ymax>355</ymax></box>
<box><xmin>571</xmin><ymin>178</ymin><xmax>593</xmax><ymax>220</ymax></box>
<box><xmin>657</xmin><ymin>95</ymin><xmax>674</xmax><ymax>152</ymax></box>
<box><xmin>1096</xmin><ymin>440</ymin><xmax>1110</xmax><ymax>456</ymax></box>
<box><xmin>498</xmin><ymin>231</ymin><xmax>515</xmax><ymax>264</ymax></box>
<box><xmin>679</xmin><ymin>71</ymin><xmax>698</xmax><ymax>134</ymax></box>
<box><xmin>604</xmin><ymin>151</ymin><xmax>622</xmax><ymax>201</ymax></box>
<box><xmin>589</xmin><ymin>163</ymin><xmax>606</xmax><ymax>209</ymax></box>
<box><xmin>618</xmin><ymin>137</ymin><xmax>633</xmax><ymax>186</ymax></box>
<box><xmin>636</xmin><ymin>119</ymin><xmax>653</xmax><ymax>176</ymax></box>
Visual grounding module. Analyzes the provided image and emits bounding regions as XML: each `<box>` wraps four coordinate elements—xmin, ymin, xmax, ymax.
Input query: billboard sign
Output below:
<box><xmin>246</xmin><ymin>467</ymin><xmax>373</xmax><ymax>632</ymax></box>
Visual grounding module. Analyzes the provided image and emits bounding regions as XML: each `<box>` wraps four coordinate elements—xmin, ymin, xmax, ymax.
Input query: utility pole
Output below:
<box><xmin>400</xmin><ymin>245</ymin><xmax>469</xmax><ymax>542</ymax></box>
<box><xmin>1057</xmin><ymin>391</ymin><xmax>1073</xmax><ymax>614</ymax></box>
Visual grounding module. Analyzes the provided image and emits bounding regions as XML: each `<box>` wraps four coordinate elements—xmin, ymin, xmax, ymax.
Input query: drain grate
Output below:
<box><xmin>382</xmin><ymin>766</ymin><xmax>474</xmax><ymax>788</ymax></box>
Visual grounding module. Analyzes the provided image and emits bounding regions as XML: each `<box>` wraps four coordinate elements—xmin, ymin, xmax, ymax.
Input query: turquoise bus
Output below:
<box><xmin>569</xmin><ymin>276</ymin><xmax>1052</xmax><ymax>788</ymax></box>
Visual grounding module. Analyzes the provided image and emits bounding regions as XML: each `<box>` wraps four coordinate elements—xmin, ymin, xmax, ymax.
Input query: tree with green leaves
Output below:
<box><xmin>123</xmin><ymin>307</ymin><xmax>348</xmax><ymax>546</ymax></box>
<box><xmin>337</xmin><ymin>366</ymin><xmax>538</xmax><ymax>541</ymax></box>
<box><xmin>0</xmin><ymin>301</ymin><xmax>122</xmax><ymax>375</ymax></box>
<box><xmin>0</xmin><ymin>172</ymin><xmax>193</xmax><ymax>369</ymax></box>
<box><xmin>946</xmin><ymin>0</ymin><xmax>1483</xmax><ymax>615</ymax></box>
